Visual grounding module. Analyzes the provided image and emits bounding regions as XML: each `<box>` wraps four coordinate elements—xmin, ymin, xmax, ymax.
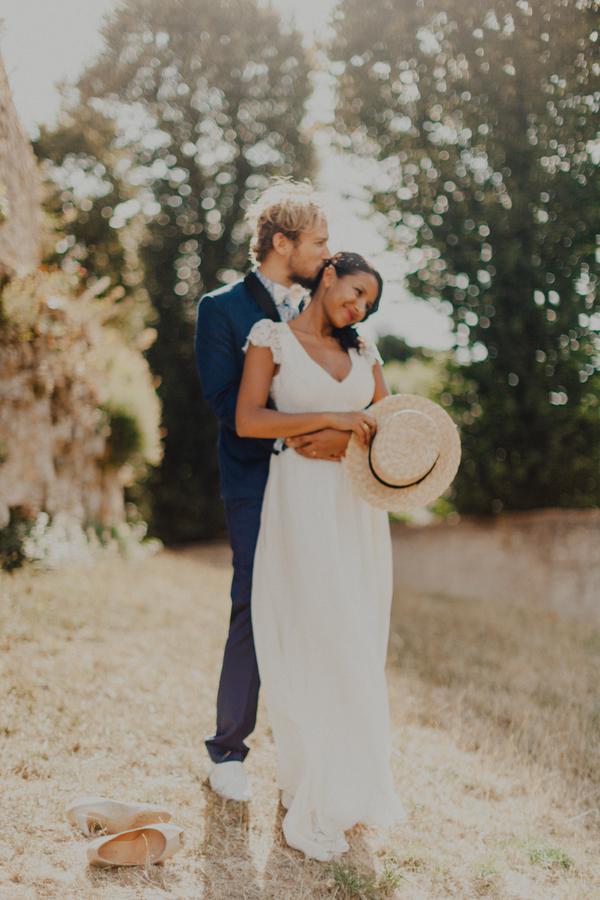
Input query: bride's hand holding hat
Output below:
<box><xmin>343</xmin><ymin>394</ymin><xmax>461</xmax><ymax>513</ymax></box>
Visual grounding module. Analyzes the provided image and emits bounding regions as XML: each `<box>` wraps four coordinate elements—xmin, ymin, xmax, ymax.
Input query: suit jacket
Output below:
<box><xmin>195</xmin><ymin>272</ymin><xmax>288</xmax><ymax>501</ymax></box>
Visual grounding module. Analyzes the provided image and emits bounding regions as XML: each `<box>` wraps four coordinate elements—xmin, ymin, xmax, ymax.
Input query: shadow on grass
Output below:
<box><xmin>200</xmin><ymin>780</ymin><xmax>261</xmax><ymax>899</ymax></box>
<box><xmin>84</xmin><ymin>847</ymin><xmax>185</xmax><ymax>896</ymax></box>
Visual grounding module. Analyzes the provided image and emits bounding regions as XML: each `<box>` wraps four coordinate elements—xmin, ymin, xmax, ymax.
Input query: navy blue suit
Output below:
<box><xmin>195</xmin><ymin>272</ymin><xmax>285</xmax><ymax>763</ymax></box>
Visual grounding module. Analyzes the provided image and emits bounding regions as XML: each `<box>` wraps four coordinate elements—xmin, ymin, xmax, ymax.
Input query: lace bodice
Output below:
<box><xmin>242</xmin><ymin>319</ymin><xmax>285</xmax><ymax>364</ymax></box>
<box><xmin>242</xmin><ymin>319</ymin><xmax>382</xmax><ymax>413</ymax></box>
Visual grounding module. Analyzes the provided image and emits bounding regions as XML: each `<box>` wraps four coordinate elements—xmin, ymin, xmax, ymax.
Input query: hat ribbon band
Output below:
<box><xmin>368</xmin><ymin>444</ymin><xmax>440</xmax><ymax>490</ymax></box>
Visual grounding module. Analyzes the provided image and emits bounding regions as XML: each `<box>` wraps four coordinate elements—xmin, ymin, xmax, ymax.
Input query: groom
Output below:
<box><xmin>195</xmin><ymin>180</ymin><xmax>352</xmax><ymax>801</ymax></box>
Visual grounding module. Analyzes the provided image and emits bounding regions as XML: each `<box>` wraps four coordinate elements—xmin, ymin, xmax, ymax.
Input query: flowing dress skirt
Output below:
<box><xmin>251</xmin><ymin>447</ymin><xmax>406</xmax><ymax>857</ymax></box>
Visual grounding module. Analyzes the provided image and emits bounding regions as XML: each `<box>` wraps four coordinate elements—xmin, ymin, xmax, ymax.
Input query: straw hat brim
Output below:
<box><xmin>343</xmin><ymin>393</ymin><xmax>461</xmax><ymax>513</ymax></box>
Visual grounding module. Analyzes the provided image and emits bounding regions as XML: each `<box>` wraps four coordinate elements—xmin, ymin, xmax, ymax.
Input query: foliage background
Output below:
<box><xmin>28</xmin><ymin>0</ymin><xmax>600</xmax><ymax>540</ymax></box>
<box><xmin>330</xmin><ymin>0</ymin><xmax>600</xmax><ymax>512</ymax></box>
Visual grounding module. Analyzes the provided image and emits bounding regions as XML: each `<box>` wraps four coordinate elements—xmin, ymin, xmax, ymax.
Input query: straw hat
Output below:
<box><xmin>343</xmin><ymin>394</ymin><xmax>461</xmax><ymax>513</ymax></box>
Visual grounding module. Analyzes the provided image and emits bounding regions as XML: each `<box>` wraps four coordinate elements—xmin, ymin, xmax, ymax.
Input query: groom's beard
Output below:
<box><xmin>290</xmin><ymin>270</ymin><xmax>320</xmax><ymax>291</ymax></box>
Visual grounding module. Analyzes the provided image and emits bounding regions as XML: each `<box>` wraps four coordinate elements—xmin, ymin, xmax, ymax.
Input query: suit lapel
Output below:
<box><xmin>244</xmin><ymin>271</ymin><xmax>281</xmax><ymax>322</ymax></box>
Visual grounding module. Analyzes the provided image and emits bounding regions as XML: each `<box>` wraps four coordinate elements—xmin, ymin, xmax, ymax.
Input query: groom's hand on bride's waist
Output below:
<box><xmin>284</xmin><ymin>429</ymin><xmax>352</xmax><ymax>461</ymax></box>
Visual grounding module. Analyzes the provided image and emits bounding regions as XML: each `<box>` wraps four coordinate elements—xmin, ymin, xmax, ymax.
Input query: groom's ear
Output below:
<box><xmin>272</xmin><ymin>230</ymin><xmax>294</xmax><ymax>257</ymax></box>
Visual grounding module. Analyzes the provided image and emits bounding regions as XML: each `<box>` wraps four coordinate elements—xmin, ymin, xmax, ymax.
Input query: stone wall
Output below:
<box><xmin>391</xmin><ymin>508</ymin><xmax>600</xmax><ymax>624</ymax></box>
<box><xmin>0</xmin><ymin>54</ymin><xmax>41</xmax><ymax>279</ymax></box>
<box><xmin>0</xmin><ymin>55</ymin><xmax>158</xmax><ymax>546</ymax></box>
<box><xmin>0</xmin><ymin>309</ymin><xmax>125</xmax><ymax>530</ymax></box>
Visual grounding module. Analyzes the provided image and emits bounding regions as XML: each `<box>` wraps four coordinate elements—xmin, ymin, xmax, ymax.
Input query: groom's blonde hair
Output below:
<box><xmin>246</xmin><ymin>178</ymin><xmax>327</xmax><ymax>265</ymax></box>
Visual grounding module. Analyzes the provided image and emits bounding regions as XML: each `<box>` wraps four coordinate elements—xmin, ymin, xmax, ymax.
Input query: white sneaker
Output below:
<box><xmin>208</xmin><ymin>761</ymin><xmax>252</xmax><ymax>802</ymax></box>
<box><xmin>281</xmin><ymin>789</ymin><xmax>294</xmax><ymax>810</ymax></box>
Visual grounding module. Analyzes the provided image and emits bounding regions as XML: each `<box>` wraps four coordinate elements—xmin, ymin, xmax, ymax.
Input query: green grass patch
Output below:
<box><xmin>528</xmin><ymin>844</ymin><xmax>574</xmax><ymax>871</ymax></box>
<box><xmin>328</xmin><ymin>858</ymin><xmax>406</xmax><ymax>898</ymax></box>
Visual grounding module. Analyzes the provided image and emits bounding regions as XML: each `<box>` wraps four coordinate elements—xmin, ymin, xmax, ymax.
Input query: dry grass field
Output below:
<box><xmin>1</xmin><ymin>543</ymin><xmax>600</xmax><ymax>899</ymax></box>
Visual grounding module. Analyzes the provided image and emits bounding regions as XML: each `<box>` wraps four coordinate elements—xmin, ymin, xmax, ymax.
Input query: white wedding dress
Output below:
<box><xmin>243</xmin><ymin>319</ymin><xmax>406</xmax><ymax>859</ymax></box>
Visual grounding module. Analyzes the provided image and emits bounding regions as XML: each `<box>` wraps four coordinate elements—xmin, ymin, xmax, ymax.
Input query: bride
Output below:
<box><xmin>236</xmin><ymin>251</ymin><xmax>406</xmax><ymax>861</ymax></box>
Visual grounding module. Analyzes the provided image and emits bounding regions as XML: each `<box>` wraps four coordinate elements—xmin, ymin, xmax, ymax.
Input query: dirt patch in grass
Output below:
<box><xmin>1</xmin><ymin>544</ymin><xmax>599</xmax><ymax>898</ymax></box>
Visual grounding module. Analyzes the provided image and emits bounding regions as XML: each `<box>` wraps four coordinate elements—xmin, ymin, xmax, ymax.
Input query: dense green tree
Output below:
<box><xmin>35</xmin><ymin>107</ymin><xmax>151</xmax><ymax>339</ymax></box>
<box><xmin>331</xmin><ymin>0</ymin><xmax>600</xmax><ymax>511</ymax></box>
<box><xmin>36</xmin><ymin>0</ymin><xmax>314</xmax><ymax>539</ymax></box>
<box><xmin>377</xmin><ymin>333</ymin><xmax>433</xmax><ymax>363</ymax></box>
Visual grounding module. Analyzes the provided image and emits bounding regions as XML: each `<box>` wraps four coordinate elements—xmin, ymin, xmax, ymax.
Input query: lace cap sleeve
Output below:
<box><xmin>358</xmin><ymin>336</ymin><xmax>384</xmax><ymax>367</ymax></box>
<box><xmin>242</xmin><ymin>319</ymin><xmax>282</xmax><ymax>364</ymax></box>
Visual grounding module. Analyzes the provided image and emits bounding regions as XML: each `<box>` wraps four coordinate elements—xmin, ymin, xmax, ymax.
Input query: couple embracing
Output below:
<box><xmin>195</xmin><ymin>180</ymin><xmax>412</xmax><ymax>861</ymax></box>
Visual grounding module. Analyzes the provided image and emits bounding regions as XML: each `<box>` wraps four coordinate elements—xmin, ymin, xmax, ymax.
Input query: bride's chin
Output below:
<box><xmin>324</xmin><ymin>310</ymin><xmax>353</xmax><ymax>330</ymax></box>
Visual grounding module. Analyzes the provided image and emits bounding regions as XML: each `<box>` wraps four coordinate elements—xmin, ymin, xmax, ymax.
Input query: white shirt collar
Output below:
<box><xmin>255</xmin><ymin>269</ymin><xmax>307</xmax><ymax>307</ymax></box>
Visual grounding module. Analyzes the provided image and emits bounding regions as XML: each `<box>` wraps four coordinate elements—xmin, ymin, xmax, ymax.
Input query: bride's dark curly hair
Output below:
<box><xmin>311</xmin><ymin>252</ymin><xmax>383</xmax><ymax>353</ymax></box>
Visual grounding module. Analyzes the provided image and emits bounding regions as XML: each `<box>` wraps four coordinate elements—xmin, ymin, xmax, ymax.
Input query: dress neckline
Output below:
<box><xmin>284</xmin><ymin>322</ymin><xmax>355</xmax><ymax>385</ymax></box>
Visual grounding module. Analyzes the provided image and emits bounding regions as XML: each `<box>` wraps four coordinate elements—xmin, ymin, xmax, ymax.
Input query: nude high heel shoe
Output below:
<box><xmin>86</xmin><ymin>823</ymin><xmax>184</xmax><ymax>867</ymax></box>
<box><xmin>66</xmin><ymin>795</ymin><xmax>172</xmax><ymax>836</ymax></box>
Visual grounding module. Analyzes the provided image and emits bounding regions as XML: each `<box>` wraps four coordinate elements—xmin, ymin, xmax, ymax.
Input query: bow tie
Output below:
<box><xmin>276</xmin><ymin>292</ymin><xmax>298</xmax><ymax>322</ymax></box>
<box><xmin>272</xmin><ymin>283</ymin><xmax>305</xmax><ymax>304</ymax></box>
<box><xmin>254</xmin><ymin>270</ymin><xmax>307</xmax><ymax>319</ymax></box>
<box><xmin>271</xmin><ymin>283</ymin><xmax>307</xmax><ymax>320</ymax></box>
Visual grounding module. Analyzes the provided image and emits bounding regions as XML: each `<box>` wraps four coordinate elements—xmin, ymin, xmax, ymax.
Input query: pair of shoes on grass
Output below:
<box><xmin>66</xmin><ymin>795</ymin><xmax>184</xmax><ymax>867</ymax></box>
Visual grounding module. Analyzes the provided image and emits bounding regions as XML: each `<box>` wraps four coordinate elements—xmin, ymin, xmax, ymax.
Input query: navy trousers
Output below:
<box><xmin>205</xmin><ymin>497</ymin><xmax>263</xmax><ymax>763</ymax></box>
